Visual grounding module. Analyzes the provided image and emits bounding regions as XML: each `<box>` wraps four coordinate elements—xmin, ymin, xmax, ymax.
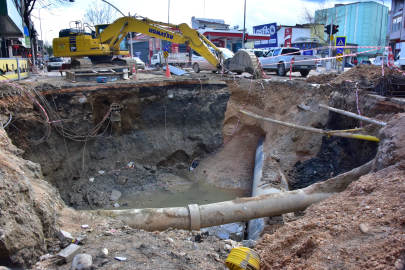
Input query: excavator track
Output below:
<box><xmin>228</xmin><ymin>50</ymin><xmax>261</xmax><ymax>79</ymax></box>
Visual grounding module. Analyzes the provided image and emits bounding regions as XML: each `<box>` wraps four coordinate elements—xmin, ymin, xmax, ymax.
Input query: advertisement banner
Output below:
<box><xmin>0</xmin><ymin>58</ymin><xmax>29</xmax><ymax>81</ymax></box>
<box><xmin>284</xmin><ymin>28</ymin><xmax>292</xmax><ymax>47</ymax></box>
<box><xmin>253</xmin><ymin>23</ymin><xmax>277</xmax><ymax>49</ymax></box>
<box><xmin>172</xmin><ymin>43</ymin><xmax>179</xmax><ymax>53</ymax></box>
<box><xmin>155</xmin><ymin>38</ymin><xmax>160</xmax><ymax>51</ymax></box>
<box><xmin>149</xmin><ymin>38</ymin><xmax>153</xmax><ymax>51</ymax></box>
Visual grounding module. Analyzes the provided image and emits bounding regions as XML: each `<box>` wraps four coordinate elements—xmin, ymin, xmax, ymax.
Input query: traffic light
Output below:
<box><xmin>243</xmin><ymin>34</ymin><xmax>248</xmax><ymax>43</ymax></box>
<box><xmin>324</xmin><ymin>24</ymin><xmax>331</xmax><ymax>35</ymax></box>
<box><xmin>332</xmin><ymin>25</ymin><xmax>339</xmax><ymax>35</ymax></box>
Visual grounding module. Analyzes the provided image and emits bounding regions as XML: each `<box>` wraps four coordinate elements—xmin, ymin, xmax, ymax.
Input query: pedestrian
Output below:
<box><xmin>354</xmin><ymin>59</ymin><xmax>358</xmax><ymax>66</ymax></box>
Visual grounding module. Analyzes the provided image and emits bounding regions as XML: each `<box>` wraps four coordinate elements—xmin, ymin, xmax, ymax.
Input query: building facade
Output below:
<box><xmin>389</xmin><ymin>0</ymin><xmax>405</xmax><ymax>58</ymax></box>
<box><xmin>315</xmin><ymin>1</ymin><xmax>389</xmax><ymax>61</ymax></box>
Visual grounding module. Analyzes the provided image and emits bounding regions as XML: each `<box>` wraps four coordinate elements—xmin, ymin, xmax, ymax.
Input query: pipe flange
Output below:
<box><xmin>188</xmin><ymin>204</ymin><xmax>201</xmax><ymax>231</ymax></box>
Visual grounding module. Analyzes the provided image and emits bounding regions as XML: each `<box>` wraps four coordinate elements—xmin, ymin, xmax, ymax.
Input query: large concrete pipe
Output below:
<box><xmin>92</xmin><ymin>159</ymin><xmax>372</xmax><ymax>231</ymax></box>
<box><xmin>247</xmin><ymin>138</ymin><xmax>284</xmax><ymax>240</ymax></box>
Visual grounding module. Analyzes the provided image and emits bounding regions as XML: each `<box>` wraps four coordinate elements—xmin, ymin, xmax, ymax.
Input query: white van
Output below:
<box><xmin>373</xmin><ymin>56</ymin><xmax>388</xmax><ymax>66</ymax></box>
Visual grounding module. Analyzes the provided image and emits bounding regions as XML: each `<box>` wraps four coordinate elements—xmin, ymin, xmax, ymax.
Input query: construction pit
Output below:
<box><xmin>0</xmin><ymin>65</ymin><xmax>405</xmax><ymax>270</ymax></box>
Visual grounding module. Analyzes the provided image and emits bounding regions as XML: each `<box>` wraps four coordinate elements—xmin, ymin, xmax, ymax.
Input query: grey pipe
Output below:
<box><xmin>247</xmin><ymin>138</ymin><xmax>283</xmax><ymax>240</ymax></box>
<box><xmin>91</xmin><ymin>160</ymin><xmax>373</xmax><ymax>231</ymax></box>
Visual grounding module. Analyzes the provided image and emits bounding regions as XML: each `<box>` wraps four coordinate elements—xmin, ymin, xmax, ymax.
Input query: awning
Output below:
<box><xmin>0</xmin><ymin>0</ymin><xmax>24</xmax><ymax>38</ymax></box>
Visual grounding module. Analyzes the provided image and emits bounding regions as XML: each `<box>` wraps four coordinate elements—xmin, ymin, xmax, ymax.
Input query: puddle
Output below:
<box><xmin>103</xmin><ymin>171</ymin><xmax>244</xmax><ymax>210</ymax></box>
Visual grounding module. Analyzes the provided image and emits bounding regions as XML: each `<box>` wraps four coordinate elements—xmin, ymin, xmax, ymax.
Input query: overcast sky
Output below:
<box><xmin>32</xmin><ymin>0</ymin><xmax>389</xmax><ymax>44</ymax></box>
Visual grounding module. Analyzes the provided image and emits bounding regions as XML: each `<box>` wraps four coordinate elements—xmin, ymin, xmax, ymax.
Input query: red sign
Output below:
<box><xmin>172</xmin><ymin>43</ymin><xmax>179</xmax><ymax>53</ymax></box>
<box><xmin>149</xmin><ymin>38</ymin><xmax>153</xmax><ymax>51</ymax></box>
<box><xmin>388</xmin><ymin>47</ymin><xmax>394</xmax><ymax>67</ymax></box>
<box><xmin>155</xmin><ymin>38</ymin><xmax>160</xmax><ymax>51</ymax></box>
<box><xmin>284</xmin><ymin>28</ymin><xmax>292</xmax><ymax>47</ymax></box>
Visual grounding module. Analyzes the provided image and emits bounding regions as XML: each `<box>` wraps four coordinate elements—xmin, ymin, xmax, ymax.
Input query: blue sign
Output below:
<box><xmin>164</xmin><ymin>45</ymin><xmax>169</xmax><ymax>52</ymax></box>
<box><xmin>303</xmin><ymin>50</ymin><xmax>313</xmax><ymax>55</ymax></box>
<box><xmin>253</xmin><ymin>23</ymin><xmax>277</xmax><ymax>49</ymax></box>
<box><xmin>337</xmin><ymin>48</ymin><xmax>343</xmax><ymax>54</ymax></box>
<box><xmin>335</xmin><ymin>36</ymin><xmax>346</xmax><ymax>47</ymax></box>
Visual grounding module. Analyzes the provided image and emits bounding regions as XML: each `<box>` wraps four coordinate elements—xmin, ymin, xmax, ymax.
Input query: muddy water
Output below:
<box><xmin>109</xmin><ymin>171</ymin><xmax>244</xmax><ymax>210</ymax></box>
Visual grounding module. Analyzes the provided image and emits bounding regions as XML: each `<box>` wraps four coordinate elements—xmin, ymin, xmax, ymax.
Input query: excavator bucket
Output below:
<box><xmin>228</xmin><ymin>50</ymin><xmax>262</xmax><ymax>79</ymax></box>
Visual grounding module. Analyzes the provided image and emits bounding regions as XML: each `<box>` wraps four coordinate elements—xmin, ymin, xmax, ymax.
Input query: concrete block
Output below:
<box><xmin>116</xmin><ymin>176</ymin><xmax>127</xmax><ymax>185</ymax></box>
<box><xmin>57</xmin><ymin>230</ymin><xmax>73</xmax><ymax>242</ymax></box>
<box><xmin>268</xmin><ymin>220</ymin><xmax>278</xmax><ymax>225</ymax></box>
<box><xmin>109</xmin><ymin>190</ymin><xmax>121</xmax><ymax>201</ymax></box>
<box><xmin>270</xmin><ymin>215</ymin><xmax>284</xmax><ymax>221</ymax></box>
<box><xmin>58</xmin><ymin>244</ymin><xmax>82</xmax><ymax>263</ymax></box>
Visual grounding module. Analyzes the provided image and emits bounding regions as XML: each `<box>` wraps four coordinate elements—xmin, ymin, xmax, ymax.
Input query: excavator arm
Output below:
<box><xmin>100</xmin><ymin>17</ymin><xmax>223</xmax><ymax>69</ymax></box>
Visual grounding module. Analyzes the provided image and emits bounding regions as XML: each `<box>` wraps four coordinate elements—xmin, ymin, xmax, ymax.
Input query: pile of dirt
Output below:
<box><xmin>0</xmin><ymin>128</ymin><xmax>65</xmax><ymax>268</ymax></box>
<box><xmin>306</xmin><ymin>73</ymin><xmax>337</xmax><ymax>84</ymax></box>
<box><xmin>255</xmin><ymin>113</ymin><xmax>405</xmax><ymax>269</ymax></box>
<box><xmin>330</xmin><ymin>65</ymin><xmax>403</xmax><ymax>85</ymax></box>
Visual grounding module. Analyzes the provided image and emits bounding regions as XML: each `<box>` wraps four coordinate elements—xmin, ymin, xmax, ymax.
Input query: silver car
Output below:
<box><xmin>134</xmin><ymin>57</ymin><xmax>145</xmax><ymax>70</ymax></box>
<box><xmin>192</xmin><ymin>48</ymin><xmax>234</xmax><ymax>73</ymax></box>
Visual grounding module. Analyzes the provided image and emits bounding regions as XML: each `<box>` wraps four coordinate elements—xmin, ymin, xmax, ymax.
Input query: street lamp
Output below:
<box><xmin>37</xmin><ymin>4</ymin><xmax>51</xmax><ymax>65</ymax></box>
<box><xmin>44</xmin><ymin>30</ymin><xmax>52</xmax><ymax>59</ymax></box>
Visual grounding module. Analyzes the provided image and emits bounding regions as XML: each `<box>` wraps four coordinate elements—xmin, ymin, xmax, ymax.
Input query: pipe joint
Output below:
<box><xmin>188</xmin><ymin>204</ymin><xmax>201</xmax><ymax>231</ymax></box>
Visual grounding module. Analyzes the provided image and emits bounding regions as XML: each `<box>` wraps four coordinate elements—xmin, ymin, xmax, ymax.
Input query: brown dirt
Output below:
<box><xmin>305</xmin><ymin>65</ymin><xmax>405</xmax><ymax>86</ymax></box>
<box><xmin>255</xmin><ymin>113</ymin><xmax>405</xmax><ymax>270</ymax></box>
<box><xmin>306</xmin><ymin>73</ymin><xmax>338</xmax><ymax>84</ymax></box>
<box><xmin>1</xmin><ymin>71</ymin><xmax>405</xmax><ymax>270</ymax></box>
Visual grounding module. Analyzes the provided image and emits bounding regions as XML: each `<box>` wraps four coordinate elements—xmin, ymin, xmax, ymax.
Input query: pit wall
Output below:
<box><xmin>7</xmin><ymin>81</ymin><xmax>231</xmax><ymax>205</ymax></box>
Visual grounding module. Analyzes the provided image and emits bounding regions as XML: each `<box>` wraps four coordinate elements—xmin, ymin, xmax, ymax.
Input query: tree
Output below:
<box><xmin>44</xmin><ymin>41</ymin><xmax>53</xmax><ymax>56</ymax></box>
<box><xmin>22</xmin><ymin>0</ymin><xmax>73</xmax><ymax>61</ymax></box>
<box><xmin>300</xmin><ymin>0</ymin><xmax>345</xmax><ymax>44</ymax></box>
<box><xmin>84</xmin><ymin>0</ymin><xmax>118</xmax><ymax>26</ymax></box>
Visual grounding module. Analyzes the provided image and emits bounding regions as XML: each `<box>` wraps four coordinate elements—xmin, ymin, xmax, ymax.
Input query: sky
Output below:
<box><xmin>32</xmin><ymin>0</ymin><xmax>390</xmax><ymax>45</ymax></box>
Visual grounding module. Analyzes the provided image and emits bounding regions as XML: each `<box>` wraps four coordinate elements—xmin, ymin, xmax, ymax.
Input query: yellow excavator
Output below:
<box><xmin>53</xmin><ymin>16</ymin><xmax>260</xmax><ymax>77</ymax></box>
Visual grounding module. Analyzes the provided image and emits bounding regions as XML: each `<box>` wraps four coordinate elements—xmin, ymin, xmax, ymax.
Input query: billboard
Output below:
<box><xmin>253</xmin><ymin>23</ymin><xmax>277</xmax><ymax>49</ymax></box>
<box><xmin>284</xmin><ymin>28</ymin><xmax>292</xmax><ymax>47</ymax></box>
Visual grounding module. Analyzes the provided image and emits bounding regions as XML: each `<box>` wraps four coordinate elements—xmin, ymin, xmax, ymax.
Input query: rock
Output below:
<box><xmin>224</xmin><ymin>244</ymin><xmax>232</xmax><ymax>251</ymax></box>
<box><xmin>166</xmin><ymin>237</ymin><xmax>174</xmax><ymax>243</ymax></box>
<box><xmin>109</xmin><ymin>190</ymin><xmax>121</xmax><ymax>201</ymax></box>
<box><xmin>89</xmin><ymin>178</ymin><xmax>94</xmax><ymax>182</ymax></box>
<box><xmin>395</xmin><ymin>259</ymin><xmax>404</xmax><ymax>270</ymax></box>
<box><xmin>98</xmin><ymin>248</ymin><xmax>108</xmax><ymax>258</ymax></box>
<box><xmin>70</xmin><ymin>254</ymin><xmax>92</xmax><ymax>270</ymax></box>
<box><xmin>39</xmin><ymin>254</ymin><xmax>56</xmax><ymax>261</ymax></box>
<box><xmin>242</xmin><ymin>239</ymin><xmax>257</xmax><ymax>248</ymax></box>
<box><xmin>100</xmin><ymin>258</ymin><xmax>109</xmax><ymax>265</ymax></box>
<box><xmin>0</xmin><ymin>267</ymin><xmax>12</xmax><ymax>270</ymax></box>
<box><xmin>114</xmin><ymin>203</ymin><xmax>120</xmax><ymax>207</ymax></box>
<box><xmin>57</xmin><ymin>230</ymin><xmax>73</xmax><ymax>242</ymax></box>
<box><xmin>117</xmin><ymin>176</ymin><xmax>127</xmax><ymax>185</ymax></box>
<box><xmin>359</xmin><ymin>223</ymin><xmax>369</xmax><ymax>234</ymax></box>
<box><xmin>144</xmin><ymin>164</ymin><xmax>152</xmax><ymax>170</ymax></box>
<box><xmin>58</xmin><ymin>244</ymin><xmax>82</xmax><ymax>263</ymax></box>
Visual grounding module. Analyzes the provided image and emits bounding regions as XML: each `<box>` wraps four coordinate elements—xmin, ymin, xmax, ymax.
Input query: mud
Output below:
<box><xmin>1</xmin><ymin>68</ymin><xmax>405</xmax><ymax>269</ymax></box>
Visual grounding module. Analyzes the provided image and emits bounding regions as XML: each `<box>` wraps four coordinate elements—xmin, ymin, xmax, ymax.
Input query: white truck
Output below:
<box><xmin>259</xmin><ymin>47</ymin><xmax>318</xmax><ymax>77</ymax></box>
<box><xmin>151</xmin><ymin>52</ymin><xmax>189</xmax><ymax>68</ymax></box>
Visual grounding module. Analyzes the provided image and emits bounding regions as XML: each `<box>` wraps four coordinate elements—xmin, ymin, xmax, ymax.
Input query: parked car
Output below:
<box><xmin>359</xmin><ymin>60</ymin><xmax>372</xmax><ymax>65</ymax></box>
<box><xmin>46</xmin><ymin>57</ymin><xmax>65</xmax><ymax>71</ymax></box>
<box><xmin>372</xmin><ymin>56</ymin><xmax>388</xmax><ymax>66</ymax></box>
<box><xmin>192</xmin><ymin>47</ymin><xmax>234</xmax><ymax>73</ymax></box>
<box><xmin>134</xmin><ymin>57</ymin><xmax>145</xmax><ymax>70</ymax></box>
<box><xmin>345</xmin><ymin>62</ymin><xmax>354</xmax><ymax>68</ymax></box>
<box><xmin>242</xmin><ymin>49</ymin><xmax>269</xmax><ymax>58</ymax></box>
<box><xmin>259</xmin><ymin>47</ymin><xmax>317</xmax><ymax>77</ymax></box>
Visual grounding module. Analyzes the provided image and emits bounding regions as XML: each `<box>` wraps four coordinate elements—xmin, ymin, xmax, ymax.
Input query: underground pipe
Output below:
<box><xmin>239</xmin><ymin>109</ymin><xmax>380</xmax><ymax>142</ymax></box>
<box><xmin>89</xmin><ymin>160</ymin><xmax>372</xmax><ymax>231</ymax></box>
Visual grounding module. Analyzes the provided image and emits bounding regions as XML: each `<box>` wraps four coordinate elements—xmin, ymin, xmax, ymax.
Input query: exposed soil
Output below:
<box><xmin>0</xmin><ymin>67</ymin><xmax>405</xmax><ymax>270</ymax></box>
<box><xmin>255</xmin><ymin>114</ymin><xmax>405</xmax><ymax>270</ymax></box>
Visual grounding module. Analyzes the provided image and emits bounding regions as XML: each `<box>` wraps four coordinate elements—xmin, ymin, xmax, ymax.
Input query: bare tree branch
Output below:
<box><xmin>84</xmin><ymin>0</ymin><xmax>118</xmax><ymax>26</ymax></box>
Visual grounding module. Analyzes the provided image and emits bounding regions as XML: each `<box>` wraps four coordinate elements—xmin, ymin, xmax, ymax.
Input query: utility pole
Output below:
<box><xmin>242</xmin><ymin>0</ymin><xmax>246</xmax><ymax>49</ymax></box>
<box><xmin>129</xmin><ymin>12</ymin><xmax>133</xmax><ymax>58</ymax></box>
<box><xmin>325</xmin><ymin>17</ymin><xmax>333</xmax><ymax>71</ymax></box>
